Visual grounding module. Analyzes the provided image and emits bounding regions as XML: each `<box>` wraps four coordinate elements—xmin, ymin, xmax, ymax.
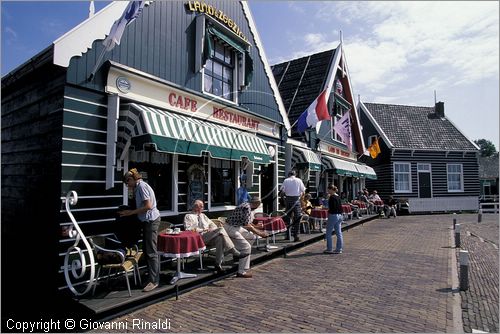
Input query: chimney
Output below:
<box><xmin>435</xmin><ymin>101</ymin><xmax>444</xmax><ymax>118</ymax></box>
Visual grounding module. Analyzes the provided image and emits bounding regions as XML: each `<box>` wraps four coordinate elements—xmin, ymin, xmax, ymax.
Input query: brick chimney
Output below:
<box><xmin>435</xmin><ymin>101</ymin><xmax>445</xmax><ymax>118</ymax></box>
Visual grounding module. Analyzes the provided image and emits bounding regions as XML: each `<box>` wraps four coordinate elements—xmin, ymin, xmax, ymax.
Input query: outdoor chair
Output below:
<box><xmin>89</xmin><ymin>235</ymin><xmax>142</xmax><ymax>297</ymax></box>
<box><xmin>299</xmin><ymin>214</ymin><xmax>311</xmax><ymax>234</ymax></box>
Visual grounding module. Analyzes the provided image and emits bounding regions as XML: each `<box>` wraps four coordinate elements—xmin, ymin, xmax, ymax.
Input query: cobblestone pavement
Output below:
<box><xmin>98</xmin><ymin>214</ymin><xmax>465</xmax><ymax>333</ymax></box>
<box><xmin>455</xmin><ymin>214</ymin><xmax>499</xmax><ymax>333</ymax></box>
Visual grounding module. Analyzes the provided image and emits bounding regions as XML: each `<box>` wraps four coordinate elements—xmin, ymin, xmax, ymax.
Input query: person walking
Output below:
<box><xmin>119</xmin><ymin>168</ymin><xmax>161</xmax><ymax>292</ymax></box>
<box><xmin>280</xmin><ymin>170</ymin><xmax>305</xmax><ymax>242</ymax></box>
<box><xmin>324</xmin><ymin>185</ymin><xmax>343</xmax><ymax>254</ymax></box>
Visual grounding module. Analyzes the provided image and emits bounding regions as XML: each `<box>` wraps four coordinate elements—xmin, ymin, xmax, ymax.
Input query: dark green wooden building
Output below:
<box><xmin>1</xmin><ymin>0</ymin><xmax>290</xmax><ymax>318</ymax></box>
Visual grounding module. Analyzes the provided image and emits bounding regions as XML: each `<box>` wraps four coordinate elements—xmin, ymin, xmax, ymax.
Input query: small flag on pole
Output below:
<box><xmin>296</xmin><ymin>90</ymin><xmax>331</xmax><ymax>133</ymax></box>
<box><xmin>365</xmin><ymin>137</ymin><xmax>381</xmax><ymax>159</ymax></box>
<box><xmin>102</xmin><ymin>1</ymin><xmax>145</xmax><ymax>52</ymax></box>
<box><xmin>333</xmin><ymin>111</ymin><xmax>352</xmax><ymax>150</ymax></box>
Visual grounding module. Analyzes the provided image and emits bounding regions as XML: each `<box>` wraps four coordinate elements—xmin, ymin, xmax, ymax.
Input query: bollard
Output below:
<box><xmin>478</xmin><ymin>209</ymin><xmax>483</xmax><ymax>223</ymax></box>
<box><xmin>453</xmin><ymin>213</ymin><xmax>457</xmax><ymax>230</ymax></box>
<box><xmin>455</xmin><ymin>224</ymin><xmax>461</xmax><ymax>248</ymax></box>
<box><xmin>459</xmin><ymin>250</ymin><xmax>469</xmax><ymax>291</ymax></box>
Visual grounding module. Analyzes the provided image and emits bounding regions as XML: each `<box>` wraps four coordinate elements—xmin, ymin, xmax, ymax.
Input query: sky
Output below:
<box><xmin>2</xmin><ymin>1</ymin><xmax>499</xmax><ymax>149</ymax></box>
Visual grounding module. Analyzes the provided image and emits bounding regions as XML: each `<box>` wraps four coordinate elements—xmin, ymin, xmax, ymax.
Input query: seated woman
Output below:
<box><xmin>300</xmin><ymin>193</ymin><xmax>314</xmax><ymax>230</ymax></box>
<box><xmin>300</xmin><ymin>193</ymin><xmax>313</xmax><ymax>216</ymax></box>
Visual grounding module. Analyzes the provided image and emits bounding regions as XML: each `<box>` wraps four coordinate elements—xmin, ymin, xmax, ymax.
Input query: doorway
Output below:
<box><xmin>260</xmin><ymin>163</ymin><xmax>275</xmax><ymax>214</ymax></box>
<box><xmin>417</xmin><ymin>164</ymin><xmax>432</xmax><ymax>198</ymax></box>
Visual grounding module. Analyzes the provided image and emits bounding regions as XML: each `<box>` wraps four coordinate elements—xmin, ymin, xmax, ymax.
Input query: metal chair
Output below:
<box><xmin>89</xmin><ymin>235</ymin><xmax>142</xmax><ymax>297</ymax></box>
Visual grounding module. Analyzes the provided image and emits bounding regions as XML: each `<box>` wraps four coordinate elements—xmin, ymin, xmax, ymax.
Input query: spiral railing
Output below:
<box><xmin>63</xmin><ymin>191</ymin><xmax>96</xmax><ymax>296</ymax></box>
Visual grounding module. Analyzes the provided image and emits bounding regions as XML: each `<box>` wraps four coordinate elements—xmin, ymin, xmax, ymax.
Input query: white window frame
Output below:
<box><xmin>417</xmin><ymin>163</ymin><xmax>433</xmax><ymax>198</ymax></box>
<box><xmin>202</xmin><ymin>37</ymin><xmax>239</xmax><ymax>105</ymax></box>
<box><xmin>447</xmin><ymin>163</ymin><xmax>464</xmax><ymax>192</ymax></box>
<box><xmin>393</xmin><ymin>162</ymin><xmax>412</xmax><ymax>193</ymax></box>
<box><xmin>123</xmin><ymin>152</ymin><xmax>178</xmax><ymax>217</ymax></box>
<box><xmin>208</xmin><ymin>156</ymin><xmax>237</xmax><ymax>211</ymax></box>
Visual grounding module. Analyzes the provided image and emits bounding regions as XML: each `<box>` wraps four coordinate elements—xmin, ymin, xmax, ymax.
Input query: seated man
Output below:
<box><xmin>184</xmin><ymin>200</ymin><xmax>242</xmax><ymax>274</ymax></box>
<box><xmin>223</xmin><ymin>196</ymin><xmax>268</xmax><ymax>278</ymax></box>
<box><xmin>384</xmin><ymin>196</ymin><xmax>398</xmax><ymax>218</ymax></box>
<box><xmin>340</xmin><ymin>192</ymin><xmax>362</xmax><ymax>219</ymax></box>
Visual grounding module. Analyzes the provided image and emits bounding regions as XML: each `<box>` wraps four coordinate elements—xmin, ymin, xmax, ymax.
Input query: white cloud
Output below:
<box><xmin>308</xmin><ymin>1</ymin><xmax>500</xmax><ymax>102</ymax></box>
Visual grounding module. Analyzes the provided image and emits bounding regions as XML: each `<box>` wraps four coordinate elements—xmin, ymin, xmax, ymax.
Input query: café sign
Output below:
<box><xmin>106</xmin><ymin>66</ymin><xmax>277</xmax><ymax>138</ymax></box>
<box><xmin>186</xmin><ymin>1</ymin><xmax>249</xmax><ymax>43</ymax></box>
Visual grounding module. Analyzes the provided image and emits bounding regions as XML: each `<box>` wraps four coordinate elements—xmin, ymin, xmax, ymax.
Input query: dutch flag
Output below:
<box><xmin>296</xmin><ymin>90</ymin><xmax>331</xmax><ymax>133</ymax></box>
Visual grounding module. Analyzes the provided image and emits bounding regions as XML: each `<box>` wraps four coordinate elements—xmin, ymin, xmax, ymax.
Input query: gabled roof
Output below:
<box><xmin>362</xmin><ymin>102</ymin><xmax>478</xmax><ymax>151</ymax></box>
<box><xmin>271</xmin><ymin>49</ymin><xmax>336</xmax><ymax>136</ymax></box>
<box><xmin>479</xmin><ymin>153</ymin><xmax>499</xmax><ymax>179</ymax></box>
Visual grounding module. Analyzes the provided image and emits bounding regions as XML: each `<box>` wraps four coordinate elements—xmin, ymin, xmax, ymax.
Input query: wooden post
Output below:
<box><xmin>455</xmin><ymin>224</ymin><xmax>461</xmax><ymax>248</ymax></box>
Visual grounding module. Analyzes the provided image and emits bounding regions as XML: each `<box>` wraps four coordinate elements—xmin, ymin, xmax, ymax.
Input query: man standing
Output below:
<box><xmin>119</xmin><ymin>168</ymin><xmax>160</xmax><ymax>292</ymax></box>
<box><xmin>224</xmin><ymin>197</ymin><xmax>268</xmax><ymax>278</ymax></box>
<box><xmin>184</xmin><ymin>200</ymin><xmax>242</xmax><ymax>273</ymax></box>
<box><xmin>280</xmin><ymin>170</ymin><xmax>305</xmax><ymax>242</ymax></box>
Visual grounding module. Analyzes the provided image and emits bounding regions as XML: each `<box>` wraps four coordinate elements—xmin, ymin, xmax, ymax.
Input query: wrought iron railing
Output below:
<box><xmin>62</xmin><ymin>191</ymin><xmax>96</xmax><ymax>296</ymax></box>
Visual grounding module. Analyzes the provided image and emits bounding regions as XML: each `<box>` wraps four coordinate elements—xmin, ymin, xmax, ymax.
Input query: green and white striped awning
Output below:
<box><xmin>118</xmin><ymin>104</ymin><xmax>271</xmax><ymax>163</ymax></box>
<box><xmin>292</xmin><ymin>146</ymin><xmax>322</xmax><ymax>171</ymax></box>
<box><xmin>321</xmin><ymin>155</ymin><xmax>360</xmax><ymax>177</ymax></box>
<box><xmin>355</xmin><ymin>164</ymin><xmax>377</xmax><ymax>180</ymax></box>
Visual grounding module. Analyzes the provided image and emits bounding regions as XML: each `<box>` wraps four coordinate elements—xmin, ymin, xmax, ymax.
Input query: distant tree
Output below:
<box><xmin>474</xmin><ymin>139</ymin><xmax>497</xmax><ymax>157</ymax></box>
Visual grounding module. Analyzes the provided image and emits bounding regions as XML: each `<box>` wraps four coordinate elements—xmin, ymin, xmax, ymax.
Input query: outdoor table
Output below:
<box><xmin>253</xmin><ymin>216</ymin><xmax>287</xmax><ymax>249</ymax></box>
<box><xmin>310</xmin><ymin>208</ymin><xmax>329</xmax><ymax>231</ymax></box>
<box><xmin>157</xmin><ymin>231</ymin><xmax>206</xmax><ymax>284</ymax></box>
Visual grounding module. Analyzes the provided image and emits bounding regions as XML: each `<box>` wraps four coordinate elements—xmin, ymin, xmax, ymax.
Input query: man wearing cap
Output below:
<box><xmin>224</xmin><ymin>196</ymin><xmax>268</xmax><ymax>278</ymax></box>
<box><xmin>280</xmin><ymin>170</ymin><xmax>306</xmax><ymax>242</ymax></box>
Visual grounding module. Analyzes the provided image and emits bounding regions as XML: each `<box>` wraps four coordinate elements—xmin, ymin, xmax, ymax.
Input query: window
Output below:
<box><xmin>204</xmin><ymin>36</ymin><xmax>235</xmax><ymax>101</ymax></box>
<box><xmin>394</xmin><ymin>162</ymin><xmax>411</xmax><ymax>193</ymax></box>
<box><xmin>210</xmin><ymin>158</ymin><xmax>236</xmax><ymax>206</ymax></box>
<box><xmin>129</xmin><ymin>159</ymin><xmax>173</xmax><ymax>211</ymax></box>
<box><xmin>447</xmin><ymin>164</ymin><xmax>463</xmax><ymax>192</ymax></box>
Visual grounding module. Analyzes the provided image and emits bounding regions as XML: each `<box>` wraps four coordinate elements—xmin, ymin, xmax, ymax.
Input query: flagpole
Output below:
<box><xmin>87</xmin><ymin>47</ymin><xmax>108</xmax><ymax>82</ymax></box>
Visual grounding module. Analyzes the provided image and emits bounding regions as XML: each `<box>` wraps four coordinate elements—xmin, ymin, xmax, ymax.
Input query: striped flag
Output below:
<box><xmin>296</xmin><ymin>90</ymin><xmax>331</xmax><ymax>133</ymax></box>
<box><xmin>102</xmin><ymin>1</ymin><xmax>145</xmax><ymax>51</ymax></box>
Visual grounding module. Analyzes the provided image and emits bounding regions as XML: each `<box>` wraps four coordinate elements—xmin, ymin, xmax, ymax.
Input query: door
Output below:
<box><xmin>260</xmin><ymin>163</ymin><xmax>275</xmax><ymax>214</ymax></box>
<box><xmin>417</xmin><ymin>164</ymin><xmax>432</xmax><ymax>198</ymax></box>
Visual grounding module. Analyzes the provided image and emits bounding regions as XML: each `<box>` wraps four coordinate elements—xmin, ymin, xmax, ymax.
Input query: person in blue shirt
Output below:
<box><xmin>119</xmin><ymin>168</ymin><xmax>161</xmax><ymax>292</ymax></box>
<box><xmin>236</xmin><ymin>174</ymin><xmax>251</xmax><ymax>205</ymax></box>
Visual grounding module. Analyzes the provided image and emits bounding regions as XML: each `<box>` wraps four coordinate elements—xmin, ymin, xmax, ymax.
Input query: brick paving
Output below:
<box><xmin>98</xmin><ymin>214</ymin><xmax>465</xmax><ymax>333</ymax></box>
<box><xmin>455</xmin><ymin>214</ymin><xmax>499</xmax><ymax>333</ymax></box>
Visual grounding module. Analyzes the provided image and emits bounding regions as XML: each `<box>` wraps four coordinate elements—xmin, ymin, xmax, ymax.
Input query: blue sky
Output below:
<box><xmin>2</xmin><ymin>1</ymin><xmax>499</xmax><ymax>149</ymax></box>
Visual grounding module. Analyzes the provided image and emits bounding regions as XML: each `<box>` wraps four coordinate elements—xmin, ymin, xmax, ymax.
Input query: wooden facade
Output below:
<box><xmin>358</xmin><ymin>101</ymin><xmax>480</xmax><ymax>213</ymax></box>
<box><xmin>272</xmin><ymin>46</ymin><xmax>374</xmax><ymax>199</ymax></box>
<box><xmin>2</xmin><ymin>1</ymin><xmax>289</xmax><ymax>315</ymax></box>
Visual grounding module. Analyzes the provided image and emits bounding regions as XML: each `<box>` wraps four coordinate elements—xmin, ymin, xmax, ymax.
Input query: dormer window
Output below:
<box><xmin>204</xmin><ymin>38</ymin><xmax>235</xmax><ymax>101</ymax></box>
<box><xmin>195</xmin><ymin>14</ymin><xmax>253</xmax><ymax>104</ymax></box>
